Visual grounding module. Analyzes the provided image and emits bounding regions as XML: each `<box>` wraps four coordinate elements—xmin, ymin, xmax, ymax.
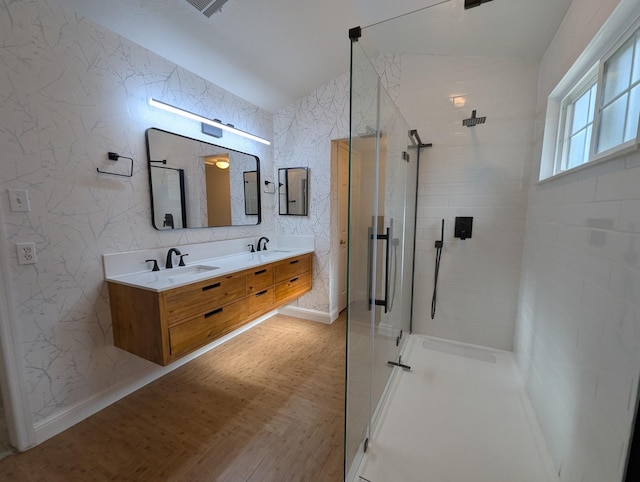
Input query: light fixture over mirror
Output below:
<box><xmin>149</xmin><ymin>98</ymin><xmax>271</xmax><ymax>145</ymax></box>
<box><xmin>146</xmin><ymin>128</ymin><xmax>261</xmax><ymax>229</ymax></box>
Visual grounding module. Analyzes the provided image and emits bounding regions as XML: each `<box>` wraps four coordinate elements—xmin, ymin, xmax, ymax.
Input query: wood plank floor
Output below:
<box><xmin>0</xmin><ymin>313</ymin><xmax>346</xmax><ymax>481</ymax></box>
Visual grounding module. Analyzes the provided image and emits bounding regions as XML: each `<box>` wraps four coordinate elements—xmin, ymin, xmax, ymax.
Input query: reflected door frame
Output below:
<box><xmin>337</xmin><ymin>140</ymin><xmax>350</xmax><ymax>312</ymax></box>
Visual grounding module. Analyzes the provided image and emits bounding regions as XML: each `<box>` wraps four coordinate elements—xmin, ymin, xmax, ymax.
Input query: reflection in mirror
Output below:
<box><xmin>146</xmin><ymin>128</ymin><xmax>261</xmax><ymax>229</ymax></box>
<box><xmin>278</xmin><ymin>167</ymin><xmax>309</xmax><ymax>216</ymax></box>
<box><xmin>149</xmin><ymin>166</ymin><xmax>187</xmax><ymax>229</ymax></box>
<box><xmin>243</xmin><ymin>171</ymin><xmax>258</xmax><ymax>215</ymax></box>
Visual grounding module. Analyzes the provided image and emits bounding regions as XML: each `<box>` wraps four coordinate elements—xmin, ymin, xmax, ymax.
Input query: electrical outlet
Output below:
<box><xmin>8</xmin><ymin>189</ymin><xmax>31</xmax><ymax>212</ymax></box>
<box><xmin>16</xmin><ymin>242</ymin><xmax>37</xmax><ymax>265</ymax></box>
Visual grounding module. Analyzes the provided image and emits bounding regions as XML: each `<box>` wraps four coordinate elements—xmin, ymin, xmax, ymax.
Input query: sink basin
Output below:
<box><xmin>258</xmin><ymin>249</ymin><xmax>291</xmax><ymax>256</ymax></box>
<box><xmin>164</xmin><ymin>265</ymin><xmax>219</xmax><ymax>280</ymax></box>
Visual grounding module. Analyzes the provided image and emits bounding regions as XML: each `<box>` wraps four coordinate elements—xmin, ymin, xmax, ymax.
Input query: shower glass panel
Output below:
<box><xmin>345</xmin><ymin>38</ymin><xmax>417</xmax><ymax>480</ymax></box>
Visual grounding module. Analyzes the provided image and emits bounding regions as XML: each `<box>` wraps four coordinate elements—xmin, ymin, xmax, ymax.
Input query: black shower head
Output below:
<box><xmin>462</xmin><ymin>110</ymin><xmax>486</xmax><ymax>127</ymax></box>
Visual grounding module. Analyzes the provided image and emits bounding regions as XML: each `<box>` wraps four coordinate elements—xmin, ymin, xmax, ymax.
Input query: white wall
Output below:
<box><xmin>515</xmin><ymin>1</ymin><xmax>639</xmax><ymax>481</ymax></box>
<box><xmin>273</xmin><ymin>75</ymin><xmax>351</xmax><ymax>318</ymax></box>
<box><xmin>272</xmin><ymin>52</ymin><xmax>402</xmax><ymax>321</ymax></box>
<box><xmin>398</xmin><ymin>55</ymin><xmax>539</xmax><ymax>350</ymax></box>
<box><xmin>0</xmin><ymin>0</ymin><xmax>273</xmax><ymax>435</ymax></box>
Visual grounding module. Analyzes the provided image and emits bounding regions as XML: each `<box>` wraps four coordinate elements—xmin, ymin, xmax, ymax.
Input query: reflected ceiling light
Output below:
<box><xmin>149</xmin><ymin>98</ymin><xmax>271</xmax><ymax>146</ymax></box>
<box><xmin>450</xmin><ymin>96</ymin><xmax>466</xmax><ymax>108</ymax></box>
<box><xmin>204</xmin><ymin>155</ymin><xmax>230</xmax><ymax>169</ymax></box>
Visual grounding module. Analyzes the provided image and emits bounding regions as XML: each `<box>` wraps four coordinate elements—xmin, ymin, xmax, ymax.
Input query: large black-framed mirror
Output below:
<box><xmin>146</xmin><ymin>128</ymin><xmax>261</xmax><ymax>229</ymax></box>
<box><xmin>278</xmin><ymin>167</ymin><xmax>309</xmax><ymax>216</ymax></box>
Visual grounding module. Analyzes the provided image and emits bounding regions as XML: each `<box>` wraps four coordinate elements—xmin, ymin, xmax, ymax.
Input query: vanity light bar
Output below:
<box><xmin>148</xmin><ymin>98</ymin><xmax>271</xmax><ymax>146</ymax></box>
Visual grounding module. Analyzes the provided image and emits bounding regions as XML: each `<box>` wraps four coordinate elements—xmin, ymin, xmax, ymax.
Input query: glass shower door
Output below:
<box><xmin>345</xmin><ymin>39</ymin><xmax>417</xmax><ymax>480</ymax></box>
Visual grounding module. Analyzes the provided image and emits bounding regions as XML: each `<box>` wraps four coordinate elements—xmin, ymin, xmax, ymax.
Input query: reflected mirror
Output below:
<box><xmin>278</xmin><ymin>167</ymin><xmax>309</xmax><ymax>216</ymax></box>
<box><xmin>243</xmin><ymin>171</ymin><xmax>258</xmax><ymax>215</ymax></box>
<box><xmin>146</xmin><ymin>128</ymin><xmax>261</xmax><ymax>229</ymax></box>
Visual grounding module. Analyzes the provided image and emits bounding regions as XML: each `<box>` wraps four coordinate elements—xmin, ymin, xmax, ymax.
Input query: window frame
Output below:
<box><xmin>591</xmin><ymin>24</ymin><xmax>640</xmax><ymax>161</ymax></box>
<box><xmin>541</xmin><ymin>8</ymin><xmax>640</xmax><ymax>182</ymax></box>
<box><xmin>555</xmin><ymin>67</ymin><xmax>598</xmax><ymax>174</ymax></box>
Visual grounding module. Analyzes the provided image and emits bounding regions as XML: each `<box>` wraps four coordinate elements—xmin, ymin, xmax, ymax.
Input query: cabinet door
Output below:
<box><xmin>163</xmin><ymin>273</ymin><xmax>246</xmax><ymax>324</ymax></box>
<box><xmin>168</xmin><ymin>298</ymin><xmax>248</xmax><ymax>357</ymax></box>
<box><xmin>248</xmin><ymin>287</ymin><xmax>275</xmax><ymax>316</ymax></box>
<box><xmin>275</xmin><ymin>271</ymin><xmax>312</xmax><ymax>304</ymax></box>
<box><xmin>246</xmin><ymin>265</ymin><xmax>274</xmax><ymax>294</ymax></box>
<box><xmin>274</xmin><ymin>254</ymin><xmax>311</xmax><ymax>284</ymax></box>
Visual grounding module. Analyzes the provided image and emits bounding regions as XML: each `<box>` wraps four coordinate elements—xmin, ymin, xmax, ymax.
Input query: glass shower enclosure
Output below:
<box><xmin>345</xmin><ymin>35</ymin><xmax>418</xmax><ymax>480</ymax></box>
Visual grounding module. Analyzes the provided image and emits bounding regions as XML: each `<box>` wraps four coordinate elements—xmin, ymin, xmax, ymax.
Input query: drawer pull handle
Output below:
<box><xmin>205</xmin><ymin>307</ymin><xmax>223</xmax><ymax>318</ymax></box>
<box><xmin>254</xmin><ymin>269</ymin><xmax>267</xmax><ymax>275</ymax></box>
<box><xmin>290</xmin><ymin>277</ymin><xmax>299</xmax><ymax>283</ymax></box>
<box><xmin>290</xmin><ymin>260</ymin><xmax>299</xmax><ymax>265</ymax></box>
<box><xmin>255</xmin><ymin>289</ymin><xmax>268</xmax><ymax>297</ymax></box>
<box><xmin>202</xmin><ymin>282</ymin><xmax>221</xmax><ymax>291</ymax></box>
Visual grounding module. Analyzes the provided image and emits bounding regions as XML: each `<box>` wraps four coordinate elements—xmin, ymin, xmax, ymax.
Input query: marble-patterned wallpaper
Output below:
<box><xmin>273</xmin><ymin>47</ymin><xmax>401</xmax><ymax>318</ymax></box>
<box><xmin>273</xmin><ymin>75</ymin><xmax>350</xmax><ymax>315</ymax></box>
<box><xmin>0</xmin><ymin>0</ymin><xmax>273</xmax><ymax>424</ymax></box>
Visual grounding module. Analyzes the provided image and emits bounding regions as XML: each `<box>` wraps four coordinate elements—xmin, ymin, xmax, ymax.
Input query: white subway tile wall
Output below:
<box><xmin>397</xmin><ymin>54</ymin><xmax>539</xmax><ymax>351</ymax></box>
<box><xmin>516</xmin><ymin>1</ymin><xmax>639</xmax><ymax>481</ymax></box>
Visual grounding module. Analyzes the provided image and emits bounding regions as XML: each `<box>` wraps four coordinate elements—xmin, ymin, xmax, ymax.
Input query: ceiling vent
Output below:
<box><xmin>464</xmin><ymin>0</ymin><xmax>494</xmax><ymax>9</ymax></box>
<box><xmin>184</xmin><ymin>0</ymin><xmax>230</xmax><ymax>18</ymax></box>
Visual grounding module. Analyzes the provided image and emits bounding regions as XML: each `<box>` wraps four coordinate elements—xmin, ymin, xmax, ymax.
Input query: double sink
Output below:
<box><xmin>108</xmin><ymin>249</ymin><xmax>300</xmax><ymax>292</ymax></box>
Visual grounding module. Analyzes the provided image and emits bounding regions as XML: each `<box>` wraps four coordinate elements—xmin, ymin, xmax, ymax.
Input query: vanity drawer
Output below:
<box><xmin>168</xmin><ymin>298</ymin><xmax>248</xmax><ymax>357</ymax></box>
<box><xmin>274</xmin><ymin>271</ymin><xmax>312</xmax><ymax>304</ymax></box>
<box><xmin>248</xmin><ymin>287</ymin><xmax>275</xmax><ymax>316</ymax></box>
<box><xmin>274</xmin><ymin>254</ymin><xmax>311</xmax><ymax>284</ymax></box>
<box><xmin>246</xmin><ymin>265</ymin><xmax>274</xmax><ymax>294</ymax></box>
<box><xmin>163</xmin><ymin>273</ymin><xmax>246</xmax><ymax>324</ymax></box>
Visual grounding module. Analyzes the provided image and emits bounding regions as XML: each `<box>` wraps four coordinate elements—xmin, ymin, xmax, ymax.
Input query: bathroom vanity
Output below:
<box><xmin>107</xmin><ymin>251</ymin><xmax>312</xmax><ymax>365</ymax></box>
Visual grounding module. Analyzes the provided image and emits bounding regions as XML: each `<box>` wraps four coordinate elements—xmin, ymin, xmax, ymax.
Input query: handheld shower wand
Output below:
<box><xmin>431</xmin><ymin>219</ymin><xmax>444</xmax><ymax>319</ymax></box>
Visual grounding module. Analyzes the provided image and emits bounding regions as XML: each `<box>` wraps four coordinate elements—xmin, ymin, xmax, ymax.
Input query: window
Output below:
<box><xmin>595</xmin><ymin>28</ymin><xmax>640</xmax><ymax>154</ymax></box>
<box><xmin>545</xmin><ymin>15</ymin><xmax>640</xmax><ymax>180</ymax></box>
<box><xmin>558</xmin><ymin>75</ymin><xmax>597</xmax><ymax>172</ymax></box>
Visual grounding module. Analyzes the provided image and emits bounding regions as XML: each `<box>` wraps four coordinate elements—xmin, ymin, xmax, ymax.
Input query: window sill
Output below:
<box><xmin>537</xmin><ymin>142</ymin><xmax>639</xmax><ymax>185</ymax></box>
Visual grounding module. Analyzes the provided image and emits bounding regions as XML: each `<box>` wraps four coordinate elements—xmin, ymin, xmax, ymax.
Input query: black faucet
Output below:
<box><xmin>165</xmin><ymin>247</ymin><xmax>181</xmax><ymax>269</ymax></box>
<box><xmin>145</xmin><ymin>259</ymin><xmax>160</xmax><ymax>271</ymax></box>
<box><xmin>257</xmin><ymin>237</ymin><xmax>270</xmax><ymax>251</ymax></box>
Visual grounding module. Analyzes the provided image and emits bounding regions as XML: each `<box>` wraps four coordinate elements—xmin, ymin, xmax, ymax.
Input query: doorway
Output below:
<box><xmin>336</xmin><ymin>140</ymin><xmax>350</xmax><ymax>313</ymax></box>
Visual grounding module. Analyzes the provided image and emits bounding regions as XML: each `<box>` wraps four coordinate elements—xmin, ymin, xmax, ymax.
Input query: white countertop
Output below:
<box><xmin>106</xmin><ymin>248</ymin><xmax>314</xmax><ymax>292</ymax></box>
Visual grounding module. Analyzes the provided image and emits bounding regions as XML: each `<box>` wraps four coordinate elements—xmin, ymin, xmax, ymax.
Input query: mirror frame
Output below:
<box><xmin>278</xmin><ymin>167</ymin><xmax>309</xmax><ymax>216</ymax></box>
<box><xmin>146</xmin><ymin>127</ymin><xmax>261</xmax><ymax>230</ymax></box>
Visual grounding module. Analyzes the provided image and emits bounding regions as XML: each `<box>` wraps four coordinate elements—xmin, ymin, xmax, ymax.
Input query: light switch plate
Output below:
<box><xmin>9</xmin><ymin>189</ymin><xmax>31</xmax><ymax>212</ymax></box>
<box><xmin>16</xmin><ymin>242</ymin><xmax>37</xmax><ymax>265</ymax></box>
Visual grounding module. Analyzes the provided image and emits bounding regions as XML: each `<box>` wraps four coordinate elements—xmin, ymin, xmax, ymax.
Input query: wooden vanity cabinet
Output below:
<box><xmin>246</xmin><ymin>264</ymin><xmax>275</xmax><ymax>317</ymax></box>
<box><xmin>274</xmin><ymin>254</ymin><xmax>313</xmax><ymax>304</ymax></box>
<box><xmin>108</xmin><ymin>253</ymin><xmax>312</xmax><ymax>365</ymax></box>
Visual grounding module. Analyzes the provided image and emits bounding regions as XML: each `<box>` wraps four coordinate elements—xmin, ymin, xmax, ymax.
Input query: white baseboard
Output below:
<box><xmin>277</xmin><ymin>305</ymin><xmax>334</xmax><ymax>324</ymax></box>
<box><xmin>32</xmin><ymin>312</ymin><xmax>274</xmax><ymax>447</ymax></box>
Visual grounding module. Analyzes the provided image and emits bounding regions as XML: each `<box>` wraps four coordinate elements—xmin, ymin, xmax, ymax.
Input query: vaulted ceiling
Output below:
<box><xmin>59</xmin><ymin>0</ymin><xmax>573</xmax><ymax>112</ymax></box>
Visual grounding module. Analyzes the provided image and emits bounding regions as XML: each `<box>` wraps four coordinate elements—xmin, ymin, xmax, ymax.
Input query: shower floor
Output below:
<box><xmin>355</xmin><ymin>334</ymin><xmax>558</xmax><ymax>482</ymax></box>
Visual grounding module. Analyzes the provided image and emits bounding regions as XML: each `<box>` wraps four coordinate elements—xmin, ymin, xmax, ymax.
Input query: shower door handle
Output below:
<box><xmin>367</xmin><ymin>226</ymin><xmax>391</xmax><ymax>313</ymax></box>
